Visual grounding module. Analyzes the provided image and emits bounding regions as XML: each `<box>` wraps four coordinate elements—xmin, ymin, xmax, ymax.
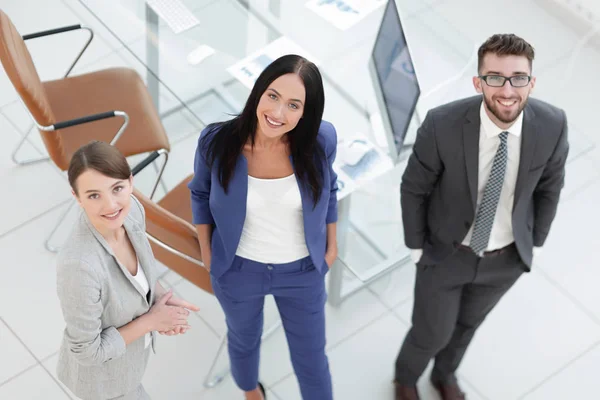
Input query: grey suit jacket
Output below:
<box><xmin>56</xmin><ymin>195</ymin><xmax>158</xmax><ymax>400</ymax></box>
<box><xmin>401</xmin><ymin>95</ymin><xmax>569</xmax><ymax>269</ymax></box>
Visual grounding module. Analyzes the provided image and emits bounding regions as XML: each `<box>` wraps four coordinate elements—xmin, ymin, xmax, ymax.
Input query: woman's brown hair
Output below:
<box><xmin>68</xmin><ymin>141</ymin><xmax>131</xmax><ymax>195</ymax></box>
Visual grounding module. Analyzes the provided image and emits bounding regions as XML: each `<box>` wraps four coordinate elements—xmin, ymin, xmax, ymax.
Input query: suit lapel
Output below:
<box><xmin>123</xmin><ymin>218</ymin><xmax>153</xmax><ymax>302</ymax></box>
<box><xmin>230</xmin><ymin>155</ymin><xmax>249</xmax><ymax>206</ymax></box>
<box><xmin>463</xmin><ymin>102</ymin><xmax>481</xmax><ymax>211</ymax></box>
<box><xmin>83</xmin><ymin>212</ymin><xmax>151</xmax><ymax>303</ymax></box>
<box><xmin>514</xmin><ymin>105</ymin><xmax>538</xmax><ymax>205</ymax></box>
<box><xmin>289</xmin><ymin>155</ymin><xmax>316</xmax><ymax>231</ymax></box>
<box><xmin>214</xmin><ymin>155</ymin><xmax>249</xmax><ymax>258</ymax></box>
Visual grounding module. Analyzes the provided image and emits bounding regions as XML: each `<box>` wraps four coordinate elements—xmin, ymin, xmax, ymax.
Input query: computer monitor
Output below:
<box><xmin>369</xmin><ymin>0</ymin><xmax>421</xmax><ymax>163</ymax></box>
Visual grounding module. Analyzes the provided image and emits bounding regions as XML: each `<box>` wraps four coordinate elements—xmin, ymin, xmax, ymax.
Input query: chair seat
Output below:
<box><xmin>158</xmin><ymin>174</ymin><xmax>195</xmax><ymax>224</ymax></box>
<box><xmin>134</xmin><ymin>175</ymin><xmax>213</xmax><ymax>294</ymax></box>
<box><xmin>43</xmin><ymin>67</ymin><xmax>170</xmax><ymax>170</ymax></box>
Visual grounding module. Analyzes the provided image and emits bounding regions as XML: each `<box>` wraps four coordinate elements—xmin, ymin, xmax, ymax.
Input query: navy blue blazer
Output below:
<box><xmin>188</xmin><ymin>120</ymin><xmax>339</xmax><ymax>279</ymax></box>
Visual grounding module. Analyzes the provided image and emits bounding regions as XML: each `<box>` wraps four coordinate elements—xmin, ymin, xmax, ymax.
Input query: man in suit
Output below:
<box><xmin>394</xmin><ymin>34</ymin><xmax>569</xmax><ymax>400</ymax></box>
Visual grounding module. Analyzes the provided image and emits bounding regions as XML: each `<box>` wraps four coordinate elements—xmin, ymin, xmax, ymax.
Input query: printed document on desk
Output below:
<box><xmin>305</xmin><ymin>0</ymin><xmax>386</xmax><ymax>31</ymax></box>
<box><xmin>227</xmin><ymin>37</ymin><xmax>320</xmax><ymax>90</ymax></box>
<box><xmin>334</xmin><ymin>133</ymin><xmax>394</xmax><ymax>200</ymax></box>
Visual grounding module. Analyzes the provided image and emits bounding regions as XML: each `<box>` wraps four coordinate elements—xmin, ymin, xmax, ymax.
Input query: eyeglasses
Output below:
<box><xmin>479</xmin><ymin>75</ymin><xmax>531</xmax><ymax>87</ymax></box>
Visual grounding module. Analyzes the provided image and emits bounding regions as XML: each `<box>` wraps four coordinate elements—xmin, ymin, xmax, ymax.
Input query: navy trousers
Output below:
<box><xmin>211</xmin><ymin>255</ymin><xmax>332</xmax><ymax>400</ymax></box>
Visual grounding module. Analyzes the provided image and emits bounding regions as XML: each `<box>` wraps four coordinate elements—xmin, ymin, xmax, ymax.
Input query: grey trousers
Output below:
<box><xmin>108</xmin><ymin>385</ymin><xmax>150</xmax><ymax>400</ymax></box>
<box><xmin>107</xmin><ymin>349</ymin><xmax>151</xmax><ymax>400</ymax></box>
<box><xmin>395</xmin><ymin>243</ymin><xmax>525</xmax><ymax>385</ymax></box>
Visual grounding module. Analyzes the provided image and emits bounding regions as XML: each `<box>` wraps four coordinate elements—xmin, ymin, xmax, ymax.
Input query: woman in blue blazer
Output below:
<box><xmin>188</xmin><ymin>54</ymin><xmax>338</xmax><ymax>400</ymax></box>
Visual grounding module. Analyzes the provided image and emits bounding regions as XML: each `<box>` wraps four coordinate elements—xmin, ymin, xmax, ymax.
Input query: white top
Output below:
<box><xmin>235</xmin><ymin>174</ymin><xmax>309</xmax><ymax>263</ymax></box>
<box><xmin>461</xmin><ymin>102</ymin><xmax>523</xmax><ymax>251</ymax></box>
<box><xmin>130</xmin><ymin>261</ymin><xmax>151</xmax><ymax>349</ymax></box>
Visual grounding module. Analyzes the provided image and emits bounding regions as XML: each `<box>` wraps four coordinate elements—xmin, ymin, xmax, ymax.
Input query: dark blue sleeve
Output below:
<box><xmin>322</xmin><ymin>121</ymin><xmax>339</xmax><ymax>224</ymax></box>
<box><xmin>188</xmin><ymin>127</ymin><xmax>215</xmax><ymax>225</ymax></box>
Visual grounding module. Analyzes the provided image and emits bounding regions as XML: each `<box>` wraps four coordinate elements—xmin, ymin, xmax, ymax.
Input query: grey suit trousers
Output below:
<box><xmin>395</xmin><ymin>243</ymin><xmax>525</xmax><ymax>385</ymax></box>
<box><xmin>108</xmin><ymin>384</ymin><xmax>150</xmax><ymax>400</ymax></box>
<box><xmin>106</xmin><ymin>350</ymin><xmax>151</xmax><ymax>400</ymax></box>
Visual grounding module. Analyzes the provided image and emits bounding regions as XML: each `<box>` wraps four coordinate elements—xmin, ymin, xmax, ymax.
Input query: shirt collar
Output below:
<box><xmin>479</xmin><ymin>101</ymin><xmax>523</xmax><ymax>139</ymax></box>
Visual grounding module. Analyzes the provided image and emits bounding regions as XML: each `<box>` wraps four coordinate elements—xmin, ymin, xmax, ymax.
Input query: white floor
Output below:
<box><xmin>1</xmin><ymin>0</ymin><xmax>599</xmax><ymax>399</ymax></box>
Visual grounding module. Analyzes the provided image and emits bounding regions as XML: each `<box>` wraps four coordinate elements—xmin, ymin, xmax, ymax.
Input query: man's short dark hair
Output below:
<box><xmin>477</xmin><ymin>34</ymin><xmax>535</xmax><ymax>73</ymax></box>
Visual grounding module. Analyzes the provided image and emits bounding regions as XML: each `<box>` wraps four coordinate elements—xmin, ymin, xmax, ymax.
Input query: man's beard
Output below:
<box><xmin>483</xmin><ymin>94</ymin><xmax>528</xmax><ymax>124</ymax></box>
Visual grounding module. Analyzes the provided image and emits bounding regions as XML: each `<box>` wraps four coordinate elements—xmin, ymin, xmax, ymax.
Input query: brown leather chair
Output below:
<box><xmin>0</xmin><ymin>10</ymin><xmax>171</xmax><ymax>251</ymax></box>
<box><xmin>132</xmin><ymin>176</ymin><xmax>282</xmax><ymax>389</ymax></box>
<box><xmin>132</xmin><ymin>178</ymin><xmax>225</xmax><ymax>388</ymax></box>
<box><xmin>132</xmin><ymin>176</ymin><xmax>211</xmax><ymax>294</ymax></box>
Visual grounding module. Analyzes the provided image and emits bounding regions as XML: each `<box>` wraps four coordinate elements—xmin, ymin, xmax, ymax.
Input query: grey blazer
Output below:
<box><xmin>56</xmin><ymin>195</ymin><xmax>158</xmax><ymax>400</ymax></box>
<box><xmin>401</xmin><ymin>95</ymin><xmax>569</xmax><ymax>268</ymax></box>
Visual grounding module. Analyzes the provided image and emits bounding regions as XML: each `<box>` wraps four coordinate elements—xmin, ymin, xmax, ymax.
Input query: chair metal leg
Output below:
<box><xmin>149</xmin><ymin>150</ymin><xmax>169</xmax><ymax>200</ymax></box>
<box><xmin>11</xmin><ymin>122</ymin><xmax>49</xmax><ymax>166</ymax></box>
<box><xmin>45</xmin><ymin>199</ymin><xmax>77</xmax><ymax>253</ymax></box>
<box><xmin>203</xmin><ymin>332</ymin><xmax>228</xmax><ymax>389</ymax></box>
<box><xmin>203</xmin><ymin>319</ymin><xmax>283</xmax><ymax>389</ymax></box>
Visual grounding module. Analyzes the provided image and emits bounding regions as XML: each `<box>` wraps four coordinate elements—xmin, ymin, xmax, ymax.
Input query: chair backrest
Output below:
<box><xmin>0</xmin><ymin>11</ymin><xmax>172</xmax><ymax>172</ymax></box>
<box><xmin>0</xmin><ymin>11</ymin><xmax>61</xmax><ymax>157</ymax></box>
<box><xmin>132</xmin><ymin>188</ymin><xmax>213</xmax><ymax>295</ymax></box>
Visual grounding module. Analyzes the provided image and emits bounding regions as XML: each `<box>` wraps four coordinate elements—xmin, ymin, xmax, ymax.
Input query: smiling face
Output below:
<box><xmin>73</xmin><ymin>169</ymin><xmax>133</xmax><ymax>234</ymax></box>
<box><xmin>255</xmin><ymin>73</ymin><xmax>306</xmax><ymax>140</ymax></box>
<box><xmin>473</xmin><ymin>53</ymin><xmax>536</xmax><ymax>129</ymax></box>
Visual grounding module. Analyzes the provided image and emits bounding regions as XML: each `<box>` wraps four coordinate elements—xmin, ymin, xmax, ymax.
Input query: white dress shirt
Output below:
<box><xmin>410</xmin><ymin>103</ymin><xmax>541</xmax><ymax>263</ymax></box>
<box><xmin>460</xmin><ymin>102</ymin><xmax>522</xmax><ymax>250</ymax></box>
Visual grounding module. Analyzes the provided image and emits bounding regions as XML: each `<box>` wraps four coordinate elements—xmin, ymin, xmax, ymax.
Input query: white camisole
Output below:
<box><xmin>235</xmin><ymin>174</ymin><xmax>309</xmax><ymax>263</ymax></box>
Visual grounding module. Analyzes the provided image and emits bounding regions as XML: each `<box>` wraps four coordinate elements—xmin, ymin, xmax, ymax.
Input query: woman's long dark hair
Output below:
<box><xmin>201</xmin><ymin>54</ymin><xmax>326</xmax><ymax>206</ymax></box>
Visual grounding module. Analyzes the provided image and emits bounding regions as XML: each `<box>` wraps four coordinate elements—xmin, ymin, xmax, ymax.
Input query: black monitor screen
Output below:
<box><xmin>371</xmin><ymin>0</ymin><xmax>420</xmax><ymax>158</ymax></box>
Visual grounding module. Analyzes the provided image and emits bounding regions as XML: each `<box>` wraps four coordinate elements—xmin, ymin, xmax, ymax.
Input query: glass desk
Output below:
<box><xmin>77</xmin><ymin>0</ymin><xmax>416</xmax><ymax>306</ymax></box>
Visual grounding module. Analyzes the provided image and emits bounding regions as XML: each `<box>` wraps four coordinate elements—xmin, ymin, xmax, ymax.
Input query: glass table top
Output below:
<box><xmin>75</xmin><ymin>0</ymin><xmax>475</xmax><ymax>292</ymax></box>
<box><xmin>77</xmin><ymin>0</ymin><xmax>387</xmax><ymax>140</ymax></box>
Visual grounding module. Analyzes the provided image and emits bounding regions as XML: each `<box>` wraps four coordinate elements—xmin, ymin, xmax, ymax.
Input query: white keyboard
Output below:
<box><xmin>146</xmin><ymin>0</ymin><xmax>200</xmax><ymax>34</ymax></box>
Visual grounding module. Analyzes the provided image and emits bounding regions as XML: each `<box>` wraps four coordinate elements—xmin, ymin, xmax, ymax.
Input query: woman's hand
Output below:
<box><xmin>196</xmin><ymin>225</ymin><xmax>213</xmax><ymax>272</ymax></box>
<box><xmin>325</xmin><ymin>224</ymin><xmax>337</xmax><ymax>269</ymax></box>
<box><xmin>325</xmin><ymin>249</ymin><xmax>337</xmax><ymax>269</ymax></box>
<box><xmin>158</xmin><ymin>295</ymin><xmax>200</xmax><ymax>336</ymax></box>
<box><xmin>146</xmin><ymin>291</ymin><xmax>190</xmax><ymax>332</ymax></box>
<box><xmin>202</xmin><ymin>251</ymin><xmax>212</xmax><ymax>272</ymax></box>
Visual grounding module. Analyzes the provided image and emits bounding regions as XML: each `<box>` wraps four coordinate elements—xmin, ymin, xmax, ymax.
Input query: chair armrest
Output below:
<box><xmin>132</xmin><ymin>151</ymin><xmax>161</xmax><ymax>176</ymax></box>
<box><xmin>22</xmin><ymin>25</ymin><xmax>94</xmax><ymax>78</ymax></box>
<box><xmin>39</xmin><ymin>110</ymin><xmax>129</xmax><ymax>146</ymax></box>
<box><xmin>22</xmin><ymin>24</ymin><xmax>83</xmax><ymax>40</ymax></box>
<box><xmin>52</xmin><ymin>111</ymin><xmax>119</xmax><ymax>130</ymax></box>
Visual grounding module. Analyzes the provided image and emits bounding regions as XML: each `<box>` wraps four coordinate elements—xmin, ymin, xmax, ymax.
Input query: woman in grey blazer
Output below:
<box><xmin>56</xmin><ymin>141</ymin><xmax>199</xmax><ymax>400</ymax></box>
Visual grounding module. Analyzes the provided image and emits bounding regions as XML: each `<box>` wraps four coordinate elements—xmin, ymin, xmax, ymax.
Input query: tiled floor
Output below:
<box><xmin>1</xmin><ymin>0</ymin><xmax>598</xmax><ymax>399</ymax></box>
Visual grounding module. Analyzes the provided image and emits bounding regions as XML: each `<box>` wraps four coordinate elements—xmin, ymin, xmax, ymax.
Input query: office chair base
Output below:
<box><xmin>45</xmin><ymin>238</ymin><xmax>60</xmax><ymax>253</ymax></box>
<box><xmin>13</xmin><ymin>154</ymin><xmax>50</xmax><ymax>166</ymax></box>
<box><xmin>203</xmin><ymin>319</ymin><xmax>283</xmax><ymax>389</ymax></box>
<box><xmin>203</xmin><ymin>372</ymin><xmax>226</xmax><ymax>389</ymax></box>
<box><xmin>11</xmin><ymin>122</ymin><xmax>50</xmax><ymax>166</ymax></box>
<box><xmin>44</xmin><ymin>199</ymin><xmax>77</xmax><ymax>253</ymax></box>
<box><xmin>149</xmin><ymin>150</ymin><xmax>169</xmax><ymax>200</ymax></box>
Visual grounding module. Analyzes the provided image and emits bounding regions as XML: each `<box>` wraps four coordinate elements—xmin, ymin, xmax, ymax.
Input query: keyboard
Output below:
<box><xmin>146</xmin><ymin>0</ymin><xmax>199</xmax><ymax>34</ymax></box>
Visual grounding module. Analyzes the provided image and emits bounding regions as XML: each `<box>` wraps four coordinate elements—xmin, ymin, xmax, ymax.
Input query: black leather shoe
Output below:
<box><xmin>258</xmin><ymin>381</ymin><xmax>266</xmax><ymax>399</ymax></box>
<box><xmin>394</xmin><ymin>381</ymin><xmax>420</xmax><ymax>400</ymax></box>
<box><xmin>431</xmin><ymin>380</ymin><xmax>465</xmax><ymax>400</ymax></box>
